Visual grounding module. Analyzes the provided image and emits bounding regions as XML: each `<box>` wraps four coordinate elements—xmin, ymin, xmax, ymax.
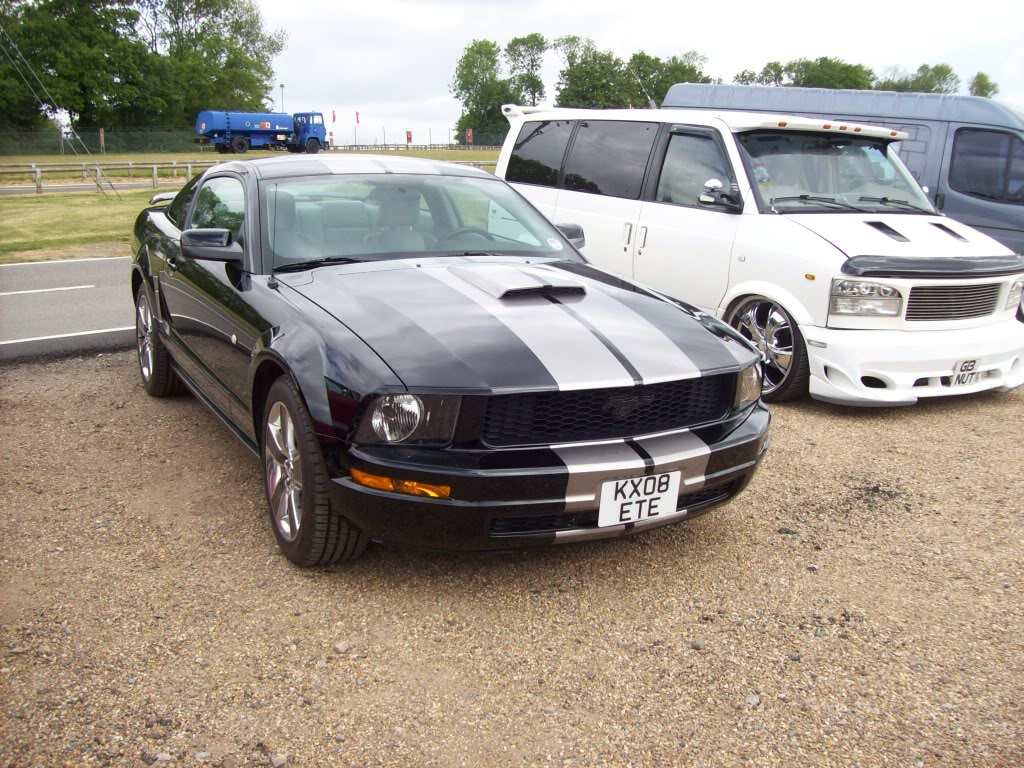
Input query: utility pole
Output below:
<box><xmin>279</xmin><ymin>83</ymin><xmax>284</xmax><ymax>112</ymax></box>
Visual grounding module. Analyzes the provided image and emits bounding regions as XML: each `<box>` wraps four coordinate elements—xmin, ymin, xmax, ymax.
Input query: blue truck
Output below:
<box><xmin>194</xmin><ymin>110</ymin><xmax>328</xmax><ymax>154</ymax></box>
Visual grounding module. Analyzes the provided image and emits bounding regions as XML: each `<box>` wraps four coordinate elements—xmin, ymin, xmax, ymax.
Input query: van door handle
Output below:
<box><xmin>935</xmin><ymin>193</ymin><xmax>945</xmax><ymax>210</ymax></box>
<box><xmin>638</xmin><ymin>226</ymin><xmax>648</xmax><ymax>248</ymax></box>
<box><xmin>623</xmin><ymin>223</ymin><xmax>633</xmax><ymax>245</ymax></box>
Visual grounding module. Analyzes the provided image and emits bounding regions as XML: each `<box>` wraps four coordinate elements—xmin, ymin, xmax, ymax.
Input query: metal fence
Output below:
<box><xmin>0</xmin><ymin>128</ymin><xmax>510</xmax><ymax>156</ymax></box>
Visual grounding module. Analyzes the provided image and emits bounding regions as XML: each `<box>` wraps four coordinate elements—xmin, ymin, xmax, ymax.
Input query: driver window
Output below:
<box><xmin>190</xmin><ymin>177</ymin><xmax>245</xmax><ymax>243</ymax></box>
<box><xmin>655</xmin><ymin>134</ymin><xmax>731</xmax><ymax>208</ymax></box>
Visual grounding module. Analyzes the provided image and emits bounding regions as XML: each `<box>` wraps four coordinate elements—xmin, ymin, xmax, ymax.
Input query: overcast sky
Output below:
<box><xmin>258</xmin><ymin>0</ymin><xmax>1024</xmax><ymax>145</ymax></box>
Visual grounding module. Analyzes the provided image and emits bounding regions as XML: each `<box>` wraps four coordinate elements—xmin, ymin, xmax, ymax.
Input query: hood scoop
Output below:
<box><xmin>448</xmin><ymin>264</ymin><xmax>586</xmax><ymax>300</ymax></box>
<box><xmin>931</xmin><ymin>222</ymin><xmax>969</xmax><ymax>242</ymax></box>
<box><xmin>866</xmin><ymin>221</ymin><xmax>909</xmax><ymax>242</ymax></box>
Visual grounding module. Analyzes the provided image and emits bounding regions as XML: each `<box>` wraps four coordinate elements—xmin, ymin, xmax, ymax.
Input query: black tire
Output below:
<box><xmin>135</xmin><ymin>285</ymin><xmax>184</xmax><ymax>397</ymax></box>
<box><xmin>231</xmin><ymin>136</ymin><xmax>249</xmax><ymax>154</ymax></box>
<box><xmin>261</xmin><ymin>376</ymin><xmax>368</xmax><ymax>566</ymax></box>
<box><xmin>215</xmin><ymin>143</ymin><xmax>228</xmax><ymax>154</ymax></box>
<box><xmin>304</xmin><ymin>138</ymin><xmax>320</xmax><ymax>155</ymax></box>
<box><xmin>727</xmin><ymin>296</ymin><xmax>810</xmax><ymax>403</ymax></box>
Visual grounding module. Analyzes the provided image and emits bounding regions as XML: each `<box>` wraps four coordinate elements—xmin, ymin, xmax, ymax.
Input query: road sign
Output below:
<box><xmin>466</xmin><ymin>128</ymin><xmax>474</xmax><ymax>145</ymax></box>
<box><xmin>406</xmin><ymin>130</ymin><xmax>412</xmax><ymax>144</ymax></box>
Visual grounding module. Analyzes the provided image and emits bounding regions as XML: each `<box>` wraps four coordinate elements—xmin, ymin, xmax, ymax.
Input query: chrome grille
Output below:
<box><xmin>905</xmin><ymin>283</ymin><xmax>1001</xmax><ymax>321</ymax></box>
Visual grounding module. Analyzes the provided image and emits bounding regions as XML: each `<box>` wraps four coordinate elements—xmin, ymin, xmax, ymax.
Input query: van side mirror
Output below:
<box><xmin>698</xmin><ymin>178</ymin><xmax>743</xmax><ymax>213</ymax></box>
<box><xmin>556</xmin><ymin>223</ymin><xmax>586</xmax><ymax>250</ymax></box>
<box><xmin>181</xmin><ymin>228</ymin><xmax>243</xmax><ymax>264</ymax></box>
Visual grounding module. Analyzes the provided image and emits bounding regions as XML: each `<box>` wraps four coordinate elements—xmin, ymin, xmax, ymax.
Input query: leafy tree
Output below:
<box><xmin>734</xmin><ymin>61</ymin><xmax>784</xmax><ymax>86</ymax></box>
<box><xmin>504</xmin><ymin>33</ymin><xmax>546</xmax><ymax>106</ymax></box>
<box><xmin>554</xmin><ymin>37</ymin><xmax>630</xmax><ymax>108</ymax></box>
<box><xmin>783</xmin><ymin>57</ymin><xmax>875</xmax><ymax>89</ymax></box>
<box><xmin>626</xmin><ymin>50</ymin><xmax>711</xmax><ymax>105</ymax></box>
<box><xmin>969</xmin><ymin>71</ymin><xmax>999</xmax><ymax>98</ymax></box>
<box><xmin>451</xmin><ymin>39</ymin><xmax>520</xmax><ymax>141</ymax></box>
<box><xmin>875</xmin><ymin>63</ymin><xmax>960</xmax><ymax>93</ymax></box>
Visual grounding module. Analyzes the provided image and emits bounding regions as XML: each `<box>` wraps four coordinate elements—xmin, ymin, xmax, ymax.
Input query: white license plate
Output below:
<box><xmin>951</xmin><ymin>359</ymin><xmax>981</xmax><ymax>386</ymax></box>
<box><xmin>598</xmin><ymin>471</ymin><xmax>681</xmax><ymax>527</ymax></box>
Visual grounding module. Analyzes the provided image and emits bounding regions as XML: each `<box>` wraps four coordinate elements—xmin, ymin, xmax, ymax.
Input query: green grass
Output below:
<box><xmin>0</xmin><ymin>189</ymin><xmax>155</xmax><ymax>259</ymax></box>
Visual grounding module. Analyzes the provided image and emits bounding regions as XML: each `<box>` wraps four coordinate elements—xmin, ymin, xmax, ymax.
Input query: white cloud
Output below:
<box><xmin>259</xmin><ymin>0</ymin><xmax>1024</xmax><ymax>144</ymax></box>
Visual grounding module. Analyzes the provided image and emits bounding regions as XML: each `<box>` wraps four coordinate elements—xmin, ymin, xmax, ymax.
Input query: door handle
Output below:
<box><xmin>623</xmin><ymin>223</ymin><xmax>633</xmax><ymax>245</ymax></box>
<box><xmin>638</xmin><ymin>226</ymin><xmax>648</xmax><ymax>249</ymax></box>
<box><xmin>935</xmin><ymin>193</ymin><xmax>945</xmax><ymax>210</ymax></box>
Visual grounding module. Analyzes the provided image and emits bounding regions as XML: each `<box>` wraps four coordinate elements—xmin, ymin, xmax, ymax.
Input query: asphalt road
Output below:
<box><xmin>0</xmin><ymin>256</ymin><xmax>135</xmax><ymax>361</ymax></box>
<box><xmin>0</xmin><ymin>180</ymin><xmax>185</xmax><ymax>196</ymax></box>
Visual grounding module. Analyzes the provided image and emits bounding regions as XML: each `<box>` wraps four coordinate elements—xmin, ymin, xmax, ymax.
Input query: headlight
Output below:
<box><xmin>1006</xmin><ymin>278</ymin><xmax>1024</xmax><ymax>310</ymax></box>
<box><xmin>830</xmin><ymin>279</ymin><xmax>903</xmax><ymax>317</ymax></box>
<box><xmin>354</xmin><ymin>394</ymin><xmax>460</xmax><ymax>444</ymax></box>
<box><xmin>734</xmin><ymin>363</ymin><xmax>763</xmax><ymax>409</ymax></box>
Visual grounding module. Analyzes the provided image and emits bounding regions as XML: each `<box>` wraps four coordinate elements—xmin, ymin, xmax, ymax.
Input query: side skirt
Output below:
<box><xmin>172</xmin><ymin>362</ymin><xmax>260</xmax><ymax>459</ymax></box>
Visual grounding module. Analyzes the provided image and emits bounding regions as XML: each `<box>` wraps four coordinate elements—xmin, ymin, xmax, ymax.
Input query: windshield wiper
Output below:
<box><xmin>770</xmin><ymin>195</ymin><xmax>866</xmax><ymax>212</ymax></box>
<box><xmin>857</xmin><ymin>196</ymin><xmax>931</xmax><ymax>212</ymax></box>
<box><xmin>273</xmin><ymin>256</ymin><xmax>365</xmax><ymax>273</ymax></box>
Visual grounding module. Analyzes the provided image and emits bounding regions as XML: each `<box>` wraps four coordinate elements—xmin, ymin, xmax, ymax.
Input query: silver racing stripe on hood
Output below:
<box><xmin>530</xmin><ymin>265</ymin><xmax>703</xmax><ymax>384</ymax></box>
<box><xmin>424</xmin><ymin>265</ymin><xmax>636</xmax><ymax>391</ymax></box>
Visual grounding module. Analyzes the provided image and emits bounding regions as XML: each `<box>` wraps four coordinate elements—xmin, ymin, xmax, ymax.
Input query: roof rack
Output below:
<box><xmin>502</xmin><ymin>104</ymin><xmax>551</xmax><ymax>120</ymax></box>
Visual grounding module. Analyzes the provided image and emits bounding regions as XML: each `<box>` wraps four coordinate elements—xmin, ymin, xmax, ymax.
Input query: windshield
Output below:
<box><xmin>737</xmin><ymin>131</ymin><xmax>934</xmax><ymax>213</ymax></box>
<box><xmin>261</xmin><ymin>174</ymin><xmax>580</xmax><ymax>269</ymax></box>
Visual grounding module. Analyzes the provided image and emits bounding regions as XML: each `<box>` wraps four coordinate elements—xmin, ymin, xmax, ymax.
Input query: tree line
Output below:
<box><xmin>451</xmin><ymin>35</ymin><xmax>1001</xmax><ymax>139</ymax></box>
<box><xmin>1</xmin><ymin>0</ymin><xmax>284</xmax><ymax>130</ymax></box>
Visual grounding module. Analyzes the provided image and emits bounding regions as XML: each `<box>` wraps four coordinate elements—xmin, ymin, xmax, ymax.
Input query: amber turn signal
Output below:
<box><xmin>350</xmin><ymin>468</ymin><xmax>451</xmax><ymax>498</ymax></box>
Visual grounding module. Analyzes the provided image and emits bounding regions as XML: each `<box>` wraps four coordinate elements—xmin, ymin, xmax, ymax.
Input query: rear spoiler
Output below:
<box><xmin>502</xmin><ymin>104</ymin><xmax>549</xmax><ymax>121</ymax></box>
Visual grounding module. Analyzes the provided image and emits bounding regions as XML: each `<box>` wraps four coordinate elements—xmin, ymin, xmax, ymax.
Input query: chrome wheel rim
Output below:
<box><xmin>732</xmin><ymin>299</ymin><xmax>794</xmax><ymax>394</ymax></box>
<box><xmin>264</xmin><ymin>401</ymin><xmax>303</xmax><ymax>542</ymax></box>
<box><xmin>136</xmin><ymin>294</ymin><xmax>154</xmax><ymax>382</ymax></box>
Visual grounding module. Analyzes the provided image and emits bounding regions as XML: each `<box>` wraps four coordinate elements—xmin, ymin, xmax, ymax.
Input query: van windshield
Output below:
<box><xmin>738</xmin><ymin>131</ymin><xmax>934</xmax><ymax>214</ymax></box>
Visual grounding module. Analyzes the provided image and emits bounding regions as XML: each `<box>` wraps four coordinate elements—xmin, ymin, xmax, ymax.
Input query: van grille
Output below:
<box><xmin>905</xmin><ymin>283</ymin><xmax>1001</xmax><ymax>321</ymax></box>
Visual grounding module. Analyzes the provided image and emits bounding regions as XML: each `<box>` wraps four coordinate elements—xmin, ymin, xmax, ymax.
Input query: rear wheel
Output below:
<box><xmin>262</xmin><ymin>377</ymin><xmax>367</xmax><ymax>566</ymax></box>
<box><xmin>231</xmin><ymin>136</ymin><xmax>249</xmax><ymax>154</ymax></box>
<box><xmin>304</xmin><ymin>138</ymin><xmax>320</xmax><ymax>154</ymax></box>
<box><xmin>135</xmin><ymin>285</ymin><xmax>183</xmax><ymax>397</ymax></box>
<box><xmin>727</xmin><ymin>296</ymin><xmax>809</xmax><ymax>402</ymax></box>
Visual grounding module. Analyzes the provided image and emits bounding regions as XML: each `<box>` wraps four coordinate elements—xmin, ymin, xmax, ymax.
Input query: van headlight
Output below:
<box><xmin>830</xmin><ymin>279</ymin><xmax>903</xmax><ymax>317</ymax></box>
<box><xmin>355</xmin><ymin>394</ymin><xmax>460</xmax><ymax>444</ymax></box>
<box><xmin>1007</xmin><ymin>278</ymin><xmax>1024</xmax><ymax>310</ymax></box>
<box><xmin>734</xmin><ymin>363</ymin><xmax>763</xmax><ymax>409</ymax></box>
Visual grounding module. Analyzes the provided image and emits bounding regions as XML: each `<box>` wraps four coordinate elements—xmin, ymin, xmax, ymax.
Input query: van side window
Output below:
<box><xmin>655</xmin><ymin>134</ymin><xmax>732</xmax><ymax>208</ymax></box>
<box><xmin>562</xmin><ymin>121</ymin><xmax>658</xmax><ymax>199</ymax></box>
<box><xmin>950</xmin><ymin>129</ymin><xmax>1023</xmax><ymax>204</ymax></box>
<box><xmin>506</xmin><ymin>120</ymin><xmax>574</xmax><ymax>188</ymax></box>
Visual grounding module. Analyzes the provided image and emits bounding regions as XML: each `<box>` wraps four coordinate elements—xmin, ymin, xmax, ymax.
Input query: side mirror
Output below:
<box><xmin>181</xmin><ymin>228</ymin><xmax>243</xmax><ymax>264</ymax></box>
<box><xmin>150</xmin><ymin>191</ymin><xmax>176</xmax><ymax>205</ymax></box>
<box><xmin>556</xmin><ymin>223</ymin><xmax>586</xmax><ymax>250</ymax></box>
<box><xmin>698</xmin><ymin>178</ymin><xmax>743</xmax><ymax>214</ymax></box>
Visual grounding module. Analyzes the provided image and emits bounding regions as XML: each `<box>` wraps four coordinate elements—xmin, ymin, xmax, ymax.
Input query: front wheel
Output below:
<box><xmin>304</xmin><ymin>138</ymin><xmax>320</xmax><ymax>154</ymax></box>
<box><xmin>727</xmin><ymin>296</ymin><xmax>809</xmax><ymax>402</ymax></box>
<box><xmin>262</xmin><ymin>377</ymin><xmax>367</xmax><ymax>566</ymax></box>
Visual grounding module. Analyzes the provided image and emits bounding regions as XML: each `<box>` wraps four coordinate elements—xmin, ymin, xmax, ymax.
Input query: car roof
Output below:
<box><xmin>210</xmin><ymin>153</ymin><xmax>496</xmax><ymax>181</ymax></box>
<box><xmin>501</xmin><ymin>104</ymin><xmax>909</xmax><ymax>140</ymax></box>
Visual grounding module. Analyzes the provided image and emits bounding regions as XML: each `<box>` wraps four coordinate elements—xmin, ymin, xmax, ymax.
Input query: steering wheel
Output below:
<box><xmin>839</xmin><ymin>174</ymin><xmax>877</xmax><ymax>192</ymax></box>
<box><xmin>435</xmin><ymin>226</ymin><xmax>496</xmax><ymax>244</ymax></box>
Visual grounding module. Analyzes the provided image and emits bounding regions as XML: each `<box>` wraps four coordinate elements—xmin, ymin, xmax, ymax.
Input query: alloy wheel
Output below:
<box><xmin>732</xmin><ymin>299</ymin><xmax>794</xmax><ymax>395</ymax></box>
<box><xmin>265</xmin><ymin>401</ymin><xmax>304</xmax><ymax>542</ymax></box>
<box><xmin>136</xmin><ymin>293</ymin><xmax>154</xmax><ymax>382</ymax></box>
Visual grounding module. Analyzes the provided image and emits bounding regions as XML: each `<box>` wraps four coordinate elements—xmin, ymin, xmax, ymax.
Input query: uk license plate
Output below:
<box><xmin>598</xmin><ymin>471</ymin><xmax>682</xmax><ymax>527</ymax></box>
<box><xmin>951</xmin><ymin>359</ymin><xmax>980</xmax><ymax>386</ymax></box>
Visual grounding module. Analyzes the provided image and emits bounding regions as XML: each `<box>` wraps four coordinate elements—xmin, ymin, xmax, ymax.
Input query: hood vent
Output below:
<box><xmin>866</xmin><ymin>221</ymin><xmax>909</xmax><ymax>242</ymax></box>
<box><xmin>931</xmin><ymin>222</ymin><xmax>969</xmax><ymax>242</ymax></box>
<box><xmin>448</xmin><ymin>264</ymin><xmax>586</xmax><ymax>300</ymax></box>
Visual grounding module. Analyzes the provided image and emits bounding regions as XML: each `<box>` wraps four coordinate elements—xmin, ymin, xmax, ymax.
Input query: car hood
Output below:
<box><xmin>787</xmin><ymin>213</ymin><xmax>1015</xmax><ymax>259</ymax></box>
<box><xmin>278</xmin><ymin>257</ymin><xmax>756</xmax><ymax>393</ymax></box>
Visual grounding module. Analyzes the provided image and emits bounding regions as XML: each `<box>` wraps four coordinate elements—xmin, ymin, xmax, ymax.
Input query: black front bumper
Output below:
<box><xmin>329</xmin><ymin>404</ymin><xmax>770</xmax><ymax>552</ymax></box>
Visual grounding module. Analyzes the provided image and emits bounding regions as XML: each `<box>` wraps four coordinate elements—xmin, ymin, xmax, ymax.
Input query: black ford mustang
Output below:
<box><xmin>130</xmin><ymin>155</ymin><xmax>769</xmax><ymax>565</ymax></box>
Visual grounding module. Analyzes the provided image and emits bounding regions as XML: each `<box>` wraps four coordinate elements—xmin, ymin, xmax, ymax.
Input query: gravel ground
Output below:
<box><xmin>1</xmin><ymin>352</ymin><xmax>1022</xmax><ymax>767</ymax></box>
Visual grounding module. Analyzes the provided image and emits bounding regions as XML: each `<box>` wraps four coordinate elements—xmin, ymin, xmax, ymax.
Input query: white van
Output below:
<box><xmin>496</xmin><ymin>105</ymin><xmax>1024</xmax><ymax>406</ymax></box>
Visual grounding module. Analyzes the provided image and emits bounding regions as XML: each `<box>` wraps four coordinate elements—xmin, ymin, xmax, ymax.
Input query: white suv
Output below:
<box><xmin>496</xmin><ymin>105</ymin><xmax>1024</xmax><ymax>406</ymax></box>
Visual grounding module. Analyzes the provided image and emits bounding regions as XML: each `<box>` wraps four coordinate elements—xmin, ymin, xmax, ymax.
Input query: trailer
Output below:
<box><xmin>194</xmin><ymin>110</ymin><xmax>327</xmax><ymax>154</ymax></box>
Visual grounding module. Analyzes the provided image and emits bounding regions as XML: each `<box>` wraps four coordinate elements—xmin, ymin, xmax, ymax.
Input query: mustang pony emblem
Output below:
<box><xmin>602</xmin><ymin>394</ymin><xmax>654</xmax><ymax>420</ymax></box>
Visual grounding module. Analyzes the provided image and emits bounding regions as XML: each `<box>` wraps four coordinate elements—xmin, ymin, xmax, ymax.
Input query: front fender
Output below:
<box><xmin>718</xmin><ymin>280</ymin><xmax>818</xmax><ymax>328</ymax></box>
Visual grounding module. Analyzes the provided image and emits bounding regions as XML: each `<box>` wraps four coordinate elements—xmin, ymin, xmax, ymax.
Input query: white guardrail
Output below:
<box><xmin>0</xmin><ymin>155</ymin><xmax>498</xmax><ymax>193</ymax></box>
